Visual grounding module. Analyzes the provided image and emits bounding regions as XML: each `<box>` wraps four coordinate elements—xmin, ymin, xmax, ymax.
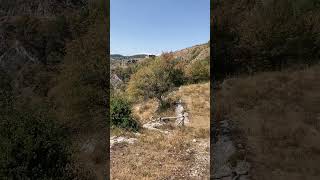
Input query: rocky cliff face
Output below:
<box><xmin>0</xmin><ymin>40</ymin><xmax>38</xmax><ymax>75</ymax></box>
<box><xmin>0</xmin><ymin>0</ymin><xmax>90</xmax><ymax>88</ymax></box>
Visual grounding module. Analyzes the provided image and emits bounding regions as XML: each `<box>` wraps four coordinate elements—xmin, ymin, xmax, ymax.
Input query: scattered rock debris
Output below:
<box><xmin>110</xmin><ymin>136</ymin><xmax>137</xmax><ymax>149</ymax></box>
<box><xmin>213</xmin><ymin>120</ymin><xmax>251</xmax><ymax>180</ymax></box>
<box><xmin>189</xmin><ymin>139</ymin><xmax>210</xmax><ymax>178</ymax></box>
<box><xmin>142</xmin><ymin>120</ymin><xmax>170</xmax><ymax>134</ymax></box>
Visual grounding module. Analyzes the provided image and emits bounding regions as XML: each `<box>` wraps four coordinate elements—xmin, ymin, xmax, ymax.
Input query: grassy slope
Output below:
<box><xmin>216</xmin><ymin>65</ymin><xmax>320</xmax><ymax>180</ymax></box>
<box><xmin>111</xmin><ymin>82</ymin><xmax>210</xmax><ymax>179</ymax></box>
<box><xmin>172</xmin><ymin>43</ymin><xmax>209</xmax><ymax>61</ymax></box>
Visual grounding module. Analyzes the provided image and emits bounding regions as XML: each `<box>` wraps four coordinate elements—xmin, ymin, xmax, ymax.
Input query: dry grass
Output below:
<box><xmin>111</xmin><ymin>83</ymin><xmax>210</xmax><ymax>179</ymax></box>
<box><xmin>132</xmin><ymin>98</ymin><xmax>159</xmax><ymax>124</ymax></box>
<box><xmin>216</xmin><ymin>65</ymin><xmax>320</xmax><ymax>180</ymax></box>
<box><xmin>111</xmin><ymin>129</ymin><xmax>198</xmax><ymax>179</ymax></box>
<box><xmin>169</xmin><ymin>82</ymin><xmax>210</xmax><ymax>129</ymax></box>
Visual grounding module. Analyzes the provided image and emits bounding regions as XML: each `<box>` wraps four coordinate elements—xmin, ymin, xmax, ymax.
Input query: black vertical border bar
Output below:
<box><xmin>210</xmin><ymin>0</ymin><xmax>215</xmax><ymax>179</ymax></box>
<box><xmin>105</xmin><ymin>0</ymin><xmax>111</xmax><ymax>179</ymax></box>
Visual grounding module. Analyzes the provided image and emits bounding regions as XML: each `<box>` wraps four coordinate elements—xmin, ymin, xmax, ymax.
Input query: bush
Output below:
<box><xmin>185</xmin><ymin>58</ymin><xmax>210</xmax><ymax>83</ymax></box>
<box><xmin>212</xmin><ymin>0</ymin><xmax>320</xmax><ymax>80</ymax></box>
<box><xmin>127</xmin><ymin>53</ymin><xmax>184</xmax><ymax>103</ymax></box>
<box><xmin>110</xmin><ymin>96</ymin><xmax>139</xmax><ymax>131</ymax></box>
<box><xmin>0</xmin><ymin>69</ymin><xmax>13</xmax><ymax>111</ymax></box>
<box><xmin>0</xmin><ymin>105</ymin><xmax>73</xmax><ymax>179</ymax></box>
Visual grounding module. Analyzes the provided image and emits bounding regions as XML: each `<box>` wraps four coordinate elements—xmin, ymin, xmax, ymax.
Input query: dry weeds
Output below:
<box><xmin>132</xmin><ymin>98</ymin><xmax>159</xmax><ymax>124</ymax></box>
<box><xmin>170</xmin><ymin>82</ymin><xmax>210</xmax><ymax>129</ymax></box>
<box><xmin>111</xmin><ymin>129</ymin><xmax>205</xmax><ymax>179</ymax></box>
<box><xmin>111</xmin><ymin>82</ymin><xmax>210</xmax><ymax>179</ymax></box>
<box><xmin>216</xmin><ymin>65</ymin><xmax>320</xmax><ymax>180</ymax></box>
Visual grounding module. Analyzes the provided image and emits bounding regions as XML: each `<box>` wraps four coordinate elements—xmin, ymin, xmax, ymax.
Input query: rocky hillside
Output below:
<box><xmin>0</xmin><ymin>0</ymin><xmax>93</xmax><ymax>96</ymax></box>
<box><xmin>110</xmin><ymin>42</ymin><xmax>210</xmax><ymax>178</ymax></box>
<box><xmin>172</xmin><ymin>42</ymin><xmax>209</xmax><ymax>62</ymax></box>
<box><xmin>110</xmin><ymin>42</ymin><xmax>210</xmax><ymax>90</ymax></box>
<box><xmin>0</xmin><ymin>1</ymin><xmax>108</xmax><ymax>179</ymax></box>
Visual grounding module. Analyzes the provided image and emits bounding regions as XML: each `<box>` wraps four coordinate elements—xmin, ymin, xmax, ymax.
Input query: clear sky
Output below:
<box><xmin>111</xmin><ymin>0</ymin><xmax>210</xmax><ymax>56</ymax></box>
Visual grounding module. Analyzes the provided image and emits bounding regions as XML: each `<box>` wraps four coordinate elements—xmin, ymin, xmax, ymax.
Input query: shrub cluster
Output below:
<box><xmin>0</xmin><ymin>104</ymin><xmax>73</xmax><ymax>179</ymax></box>
<box><xmin>110</xmin><ymin>96</ymin><xmax>139</xmax><ymax>131</ymax></box>
<box><xmin>212</xmin><ymin>0</ymin><xmax>320</xmax><ymax>80</ymax></box>
<box><xmin>126</xmin><ymin>53</ymin><xmax>186</xmax><ymax>103</ymax></box>
<box><xmin>185</xmin><ymin>57</ymin><xmax>210</xmax><ymax>83</ymax></box>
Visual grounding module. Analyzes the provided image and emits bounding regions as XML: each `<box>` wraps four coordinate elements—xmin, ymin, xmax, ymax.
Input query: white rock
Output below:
<box><xmin>110</xmin><ymin>136</ymin><xmax>138</xmax><ymax>148</ymax></box>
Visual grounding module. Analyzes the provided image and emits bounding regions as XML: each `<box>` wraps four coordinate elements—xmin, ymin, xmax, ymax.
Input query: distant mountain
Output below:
<box><xmin>110</xmin><ymin>54</ymin><xmax>125</xmax><ymax>59</ymax></box>
<box><xmin>130</xmin><ymin>54</ymin><xmax>148</xmax><ymax>58</ymax></box>
<box><xmin>111</xmin><ymin>54</ymin><xmax>148</xmax><ymax>60</ymax></box>
<box><xmin>111</xmin><ymin>42</ymin><xmax>209</xmax><ymax>62</ymax></box>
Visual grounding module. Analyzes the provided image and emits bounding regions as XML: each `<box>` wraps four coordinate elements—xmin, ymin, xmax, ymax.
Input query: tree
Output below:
<box><xmin>126</xmin><ymin>54</ymin><xmax>180</xmax><ymax>104</ymax></box>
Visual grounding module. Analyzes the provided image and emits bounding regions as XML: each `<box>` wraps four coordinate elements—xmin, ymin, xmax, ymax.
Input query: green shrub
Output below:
<box><xmin>110</xmin><ymin>96</ymin><xmax>139</xmax><ymax>131</ymax></box>
<box><xmin>0</xmin><ymin>105</ymin><xmax>73</xmax><ymax>179</ymax></box>
<box><xmin>127</xmin><ymin>53</ymin><xmax>185</xmax><ymax>103</ymax></box>
<box><xmin>185</xmin><ymin>58</ymin><xmax>210</xmax><ymax>83</ymax></box>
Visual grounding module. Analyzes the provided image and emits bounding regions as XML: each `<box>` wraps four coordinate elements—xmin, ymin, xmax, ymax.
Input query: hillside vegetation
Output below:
<box><xmin>212</xmin><ymin>0</ymin><xmax>320</xmax><ymax>80</ymax></box>
<box><xmin>216</xmin><ymin>65</ymin><xmax>320</xmax><ymax>180</ymax></box>
<box><xmin>112</xmin><ymin>83</ymin><xmax>210</xmax><ymax>179</ymax></box>
<box><xmin>213</xmin><ymin>0</ymin><xmax>320</xmax><ymax>179</ymax></box>
<box><xmin>0</xmin><ymin>0</ymin><xmax>108</xmax><ymax>179</ymax></box>
<box><xmin>111</xmin><ymin>43</ymin><xmax>210</xmax><ymax>131</ymax></box>
<box><xmin>110</xmin><ymin>43</ymin><xmax>210</xmax><ymax>179</ymax></box>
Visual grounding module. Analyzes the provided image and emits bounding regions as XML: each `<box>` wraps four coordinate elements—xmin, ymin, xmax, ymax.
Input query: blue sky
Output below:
<box><xmin>111</xmin><ymin>0</ymin><xmax>210</xmax><ymax>56</ymax></box>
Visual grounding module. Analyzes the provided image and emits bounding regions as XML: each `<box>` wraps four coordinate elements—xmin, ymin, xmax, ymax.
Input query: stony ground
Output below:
<box><xmin>214</xmin><ymin>65</ymin><xmax>320</xmax><ymax>179</ymax></box>
<box><xmin>213</xmin><ymin>119</ymin><xmax>250</xmax><ymax>180</ymax></box>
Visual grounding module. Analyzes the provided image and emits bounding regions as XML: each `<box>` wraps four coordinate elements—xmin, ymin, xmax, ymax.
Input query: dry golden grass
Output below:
<box><xmin>169</xmin><ymin>82</ymin><xmax>210</xmax><ymax>129</ymax></box>
<box><xmin>111</xmin><ymin>129</ymin><xmax>198</xmax><ymax>179</ymax></box>
<box><xmin>111</xmin><ymin>83</ymin><xmax>210</xmax><ymax>179</ymax></box>
<box><xmin>216</xmin><ymin>65</ymin><xmax>320</xmax><ymax>180</ymax></box>
<box><xmin>132</xmin><ymin>98</ymin><xmax>159</xmax><ymax>124</ymax></box>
